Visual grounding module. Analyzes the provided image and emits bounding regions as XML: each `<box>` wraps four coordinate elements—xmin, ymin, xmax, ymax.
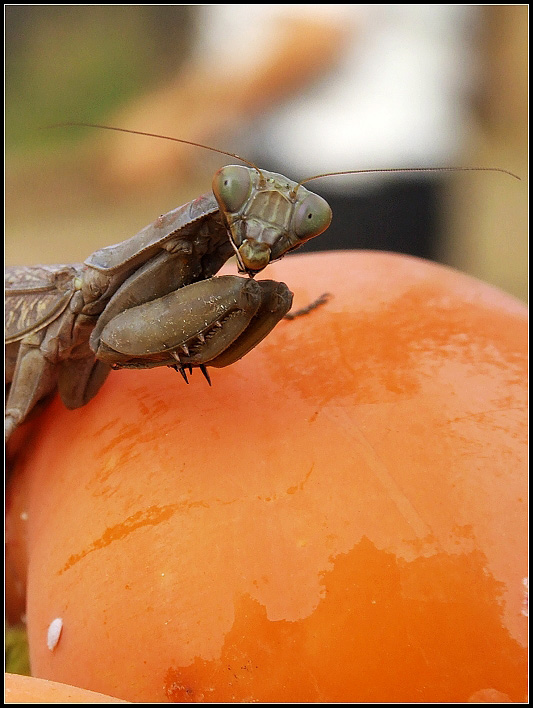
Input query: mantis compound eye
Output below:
<box><xmin>213</xmin><ymin>165</ymin><xmax>253</xmax><ymax>214</ymax></box>
<box><xmin>293</xmin><ymin>193</ymin><xmax>332</xmax><ymax>242</ymax></box>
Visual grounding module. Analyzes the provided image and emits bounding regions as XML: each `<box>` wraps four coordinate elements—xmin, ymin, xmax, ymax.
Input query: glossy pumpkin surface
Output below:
<box><xmin>6</xmin><ymin>252</ymin><xmax>528</xmax><ymax>702</ymax></box>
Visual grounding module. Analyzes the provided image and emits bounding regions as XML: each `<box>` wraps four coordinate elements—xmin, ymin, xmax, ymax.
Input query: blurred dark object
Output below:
<box><xmin>297</xmin><ymin>180</ymin><xmax>443</xmax><ymax>260</ymax></box>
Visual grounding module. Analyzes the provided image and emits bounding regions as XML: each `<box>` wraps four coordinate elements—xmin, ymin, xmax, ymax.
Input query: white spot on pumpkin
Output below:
<box><xmin>521</xmin><ymin>577</ymin><xmax>528</xmax><ymax>617</ymax></box>
<box><xmin>47</xmin><ymin>617</ymin><xmax>63</xmax><ymax>651</ymax></box>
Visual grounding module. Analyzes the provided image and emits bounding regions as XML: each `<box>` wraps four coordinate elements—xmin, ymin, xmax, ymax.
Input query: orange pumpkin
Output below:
<box><xmin>6</xmin><ymin>252</ymin><xmax>528</xmax><ymax>702</ymax></box>
<box><xmin>4</xmin><ymin>672</ymin><xmax>128</xmax><ymax>703</ymax></box>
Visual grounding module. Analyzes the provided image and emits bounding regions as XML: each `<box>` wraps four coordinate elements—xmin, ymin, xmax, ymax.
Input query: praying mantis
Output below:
<box><xmin>5</xmin><ymin>123</ymin><xmax>518</xmax><ymax>440</ymax></box>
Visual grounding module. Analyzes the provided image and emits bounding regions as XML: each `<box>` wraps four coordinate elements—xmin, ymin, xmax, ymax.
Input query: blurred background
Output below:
<box><xmin>5</xmin><ymin>5</ymin><xmax>527</xmax><ymax>302</ymax></box>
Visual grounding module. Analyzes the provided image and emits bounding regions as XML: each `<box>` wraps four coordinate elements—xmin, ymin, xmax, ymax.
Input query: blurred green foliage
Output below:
<box><xmin>6</xmin><ymin>5</ymin><xmax>195</xmax><ymax>155</ymax></box>
<box><xmin>5</xmin><ymin>625</ymin><xmax>31</xmax><ymax>676</ymax></box>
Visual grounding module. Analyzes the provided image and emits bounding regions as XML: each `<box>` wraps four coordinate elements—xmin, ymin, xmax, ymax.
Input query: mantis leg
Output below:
<box><xmin>92</xmin><ymin>275</ymin><xmax>292</xmax><ymax>371</ymax></box>
<box><xmin>5</xmin><ymin>343</ymin><xmax>58</xmax><ymax>440</ymax></box>
<box><xmin>57</xmin><ymin>357</ymin><xmax>111</xmax><ymax>410</ymax></box>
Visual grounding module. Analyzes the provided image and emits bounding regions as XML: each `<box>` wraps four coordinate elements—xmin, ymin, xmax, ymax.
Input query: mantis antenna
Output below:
<box><xmin>291</xmin><ymin>166</ymin><xmax>520</xmax><ymax>198</ymax></box>
<box><xmin>46</xmin><ymin>122</ymin><xmax>266</xmax><ymax>183</ymax></box>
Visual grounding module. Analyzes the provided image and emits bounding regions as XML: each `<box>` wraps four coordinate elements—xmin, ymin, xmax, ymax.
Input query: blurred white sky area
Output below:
<box><xmin>196</xmin><ymin>4</ymin><xmax>480</xmax><ymax>189</ymax></box>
